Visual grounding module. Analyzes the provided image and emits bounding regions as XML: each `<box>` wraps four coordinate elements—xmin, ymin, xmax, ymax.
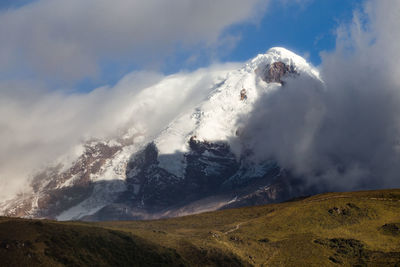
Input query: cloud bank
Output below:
<box><xmin>0</xmin><ymin>0</ymin><xmax>266</xmax><ymax>81</ymax></box>
<box><xmin>239</xmin><ymin>0</ymin><xmax>400</xmax><ymax>191</ymax></box>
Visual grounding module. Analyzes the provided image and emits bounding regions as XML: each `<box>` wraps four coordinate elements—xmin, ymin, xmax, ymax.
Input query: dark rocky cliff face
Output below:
<box><xmin>256</xmin><ymin>61</ymin><xmax>297</xmax><ymax>84</ymax></box>
<box><xmin>83</xmin><ymin>137</ymin><xmax>299</xmax><ymax>221</ymax></box>
<box><xmin>121</xmin><ymin>142</ymin><xmax>185</xmax><ymax>211</ymax></box>
<box><xmin>2</xmin><ymin>134</ymin><xmax>305</xmax><ymax>221</ymax></box>
<box><xmin>117</xmin><ymin>138</ymin><xmax>241</xmax><ymax>213</ymax></box>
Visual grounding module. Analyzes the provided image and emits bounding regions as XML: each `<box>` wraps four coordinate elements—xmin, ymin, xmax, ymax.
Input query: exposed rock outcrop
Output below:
<box><xmin>240</xmin><ymin>88</ymin><xmax>247</xmax><ymax>100</ymax></box>
<box><xmin>2</xmin><ymin>140</ymin><xmax>124</xmax><ymax>218</ymax></box>
<box><xmin>256</xmin><ymin>61</ymin><xmax>297</xmax><ymax>84</ymax></box>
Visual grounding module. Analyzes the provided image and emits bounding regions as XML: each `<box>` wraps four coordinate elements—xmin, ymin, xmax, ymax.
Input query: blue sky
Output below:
<box><xmin>226</xmin><ymin>0</ymin><xmax>364</xmax><ymax>65</ymax></box>
<box><xmin>128</xmin><ymin>0</ymin><xmax>362</xmax><ymax>91</ymax></box>
<box><xmin>0</xmin><ymin>0</ymin><xmax>364</xmax><ymax>92</ymax></box>
<box><xmin>164</xmin><ymin>0</ymin><xmax>364</xmax><ymax>73</ymax></box>
<box><xmin>0</xmin><ymin>0</ymin><xmax>35</xmax><ymax>9</ymax></box>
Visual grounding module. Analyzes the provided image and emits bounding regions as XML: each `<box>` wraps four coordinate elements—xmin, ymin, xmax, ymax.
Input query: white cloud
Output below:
<box><xmin>0</xmin><ymin>63</ymin><xmax>239</xmax><ymax>200</ymax></box>
<box><xmin>238</xmin><ymin>0</ymin><xmax>400</xmax><ymax>192</ymax></box>
<box><xmin>0</xmin><ymin>0</ymin><xmax>267</xmax><ymax>81</ymax></box>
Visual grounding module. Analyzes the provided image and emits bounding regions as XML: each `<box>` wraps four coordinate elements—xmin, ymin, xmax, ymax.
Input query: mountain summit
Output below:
<box><xmin>1</xmin><ymin>48</ymin><xmax>322</xmax><ymax>221</ymax></box>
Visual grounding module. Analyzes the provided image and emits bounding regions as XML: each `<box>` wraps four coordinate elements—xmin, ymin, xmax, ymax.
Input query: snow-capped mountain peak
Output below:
<box><xmin>154</xmin><ymin>47</ymin><xmax>319</xmax><ymax>176</ymax></box>
<box><xmin>1</xmin><ymin>47</ymin><xmax>321</xmax><ymax>221</ymax></box>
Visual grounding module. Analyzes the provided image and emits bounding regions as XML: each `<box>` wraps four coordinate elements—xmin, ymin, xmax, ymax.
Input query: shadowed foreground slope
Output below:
<box><xmin>2</xmin><ymin>189</ymin><xmax>400</xmax><ymax>266</ymax></box>
<box><xmin>0</xmin><ymin>218</ymin><xmax>187</xmax><ymax>266</ymax></box>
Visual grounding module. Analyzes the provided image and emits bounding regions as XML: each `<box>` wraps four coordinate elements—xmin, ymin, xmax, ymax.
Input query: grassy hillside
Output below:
<box><xmin>0</xmin><ymin>218</ymin><xmax>186</xmax><ymax>266</ymax></box>
<box><xmin>1</xmin><ymin>189</ymin><xmax>400</xmax><ymax>266</ymax></box>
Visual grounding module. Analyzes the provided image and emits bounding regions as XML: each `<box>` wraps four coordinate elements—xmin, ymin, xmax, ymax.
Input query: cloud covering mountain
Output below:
<box><xmin>238</xmin><ymin>0</ymin><xmax>400</xmax><ymax>190</ymax></box>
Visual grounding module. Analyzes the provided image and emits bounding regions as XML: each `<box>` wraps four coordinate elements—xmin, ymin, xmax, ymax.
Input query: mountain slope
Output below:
<box><xmin>1</xmin><ymin>47</ymin><xmax>323</xmax><ymax>221</ymax></box>
<box><xmin>1</xmin><ymin>189</ymin><xmax>400</xmax><ymax>266</ymax></box>
<box><xmin>98</xmin><ymin>188</ymin><xmax>400</xmax><ymax>266</ymax></box>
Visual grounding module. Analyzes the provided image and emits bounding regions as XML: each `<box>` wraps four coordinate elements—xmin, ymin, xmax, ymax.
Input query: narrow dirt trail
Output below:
<box><xmin>224</xmin><ymin>223</ymin><xmax>244</xmax><ymax>234</ymax></box>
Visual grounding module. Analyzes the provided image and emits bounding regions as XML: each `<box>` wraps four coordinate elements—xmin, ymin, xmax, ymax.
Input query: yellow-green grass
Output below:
<box><xmin>97</xmin><ymin>189</ymin><xmax>400</xmax><ymax>266</ymax></box>
<box><xmin>0</xmin><ymin>217</ymin><xmax>186</xmax><ymax>266</ymax></box>
<box><xmin>1</xmin><ymin>189</ymin><xmax>400</xmax><ymax>266</ymax></box>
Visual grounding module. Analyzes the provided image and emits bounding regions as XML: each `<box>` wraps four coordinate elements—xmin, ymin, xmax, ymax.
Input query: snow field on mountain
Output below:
<box><xmin>155</xmin><ymin>47</ymin><xmax>320</xmax><ymax>177</ymax></box>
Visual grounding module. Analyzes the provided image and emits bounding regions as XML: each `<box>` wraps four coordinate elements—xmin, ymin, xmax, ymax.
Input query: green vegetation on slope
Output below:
<box><xmin>0</xmin><ymin>218</ymin><xmax>186</xmax><ymax>266</ymax></box>
<box><xmin>1</xmin><ymin>189</ymin><xmax>400</xmax><ymax>266</ymax></box>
